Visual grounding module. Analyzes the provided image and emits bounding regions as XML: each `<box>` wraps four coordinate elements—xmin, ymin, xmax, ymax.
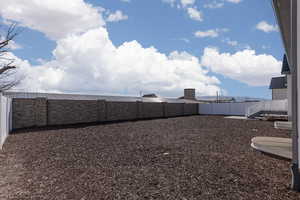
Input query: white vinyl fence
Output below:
<box><xmin>246</xmin><ymin>99</ymin><xmax>288</xmax><ymax>117</ymax></box>
<box><xmin>0</xmin><ymin>93</ymin><xmax>12</xmax><ymax>149</ymax></box>
<box><xmin>199</xmin><ymin>102</ymin><xmax>258</xmax><ymax>116</ymax></box>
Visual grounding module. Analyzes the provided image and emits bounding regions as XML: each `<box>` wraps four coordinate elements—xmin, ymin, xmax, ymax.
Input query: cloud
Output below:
<box><xmin>187</xmin><ymin>7</ymin><xmax>203</xmax><ymax>21</ymax></box>
<box><xmin>194</xmin><ymin>28</ymin><xmax>228</xmax><ymax>38</ymax></box>
<box><xmin>162</xmin><ymin>0</ymin><xmax>176</xmax><ymax>7</ymax></box>
<box><xmin>161</xmin><ymin>0</ymin><xmax>203</xmax><ymax>22</ymax></box>
<box><xmin>201</xmin><ymin>47</ymin><xmax>281</xmax><ymax>86</ymax></box>
<box><xmin>181</xmin><ymin>0</ymin><xmax>195</xmax><ymax>7</ymax></box>
<box><xmin>256</xmin><ymin>21</ymin><xmax>278</xmax><ymax>33</ymax></box>
<box><xmin>204</xmin><ymin>1</ymin><xmax>224</xmax><ymax>9</ymax></box>
<box><xmin>221</xmin><ymin>38</ymin><xmax>238</xmax><ymax>46</ymax></box>
<box><xmin>8</xmin><ymin>40</ymin><xmax>22</xmax><ymax>50</ymax></box>
<box><xmin>172</xmin><ymin>38</ymin><xmax>190</xmax><ymax>43</ymax></box>
<box><xmin>0</xmin><ymin>0</ymin><xmax>105</xmax><ymax>40</ymax></box>
<box><xmin>221</xmin><ymin>38</ymin><xmax>252</xmax><ymax>50</ymax></box>
<box><xmin>12</xmin><ymin>28</ymin><xmax>221</xmax><ymax>96</ymax></box>
<box><xmin>0</xmin><ymin>0</ymin><xmax>221</xmax><ymax>97</ymax></box>
<box><xmin>1</xmin><ymin>37</ymin><xmax>22</xmax><ymax>50</ymax></box>
<box><xmin>226</xmin><ymin>0</ymin><xmax>242</xmax><ymax>3</ymax></box>
<box><xmin>120</xmin><ymin>0</ymin><xmax>130</xmax><ymax>2</ymax></box>
<box><xmin>106</xmin><ymin>10</ymin><xmax>128</xmax><ymax>22</ymax></box>
<box><xmin>179</xmin><ymin>38</ymin><xmax>190</xmax><ymax>43</ymax></box>
<box><xmin>195</xmin><ymin>30</ymin><xmax>218</xmax><ymax>38</ymax></box>
<box><xmin>204</xmin><ymin>0</ymin><xmax>242</xmax><ymax>9</ymax></box>
<box><xmin>226</xmin><ymin>40</ymin><xmax>238</xmax><ymax>46</ymax></box>
<box><xmin>2</xmin><ymin>0</ymin><xmax>277</xmax><ymax>100</ymax></box>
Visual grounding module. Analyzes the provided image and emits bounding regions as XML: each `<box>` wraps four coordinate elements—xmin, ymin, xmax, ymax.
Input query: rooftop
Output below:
<box><xmin>269</xmin><ymin>76</ymin><xmax>287</xmax><ymax>89</ymax></box>
<box><xmin>281</xmin><ymin>54</ymin><xmax>290</xmax><ymax>75</ymax></box>
<box><xmin>3</xmin><ymin>91</ymin><xmax>199</xmax><ymax>104</ymax></box>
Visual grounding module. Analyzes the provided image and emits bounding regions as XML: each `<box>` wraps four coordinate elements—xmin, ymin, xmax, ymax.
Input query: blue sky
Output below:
<box><xmin>1</xmin><ymin>0</ymin><xmax>284</xmax><ymax>98</ymax></box>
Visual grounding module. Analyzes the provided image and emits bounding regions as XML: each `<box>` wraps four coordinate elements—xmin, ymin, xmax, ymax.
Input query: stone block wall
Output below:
<box><xmin>12</xmin><ymin>99</ymin><xmax>38</xmax><ymax>129</ymax></box>
<box><xmin>106</xmin><ymin>102</ymin><xmax>137</xmax><ymax>121</ymax></box>
<box><xmin>165</xmin><ymin>103</ymin><xmax>184</xmax><ymax>117</ymax></box>
<box><xmin>47</xmin><ymin>100</ymin><xmax>99</xmax><ymax>125</ymax></box>
<box><xmin>184</xmin><ymin>103</ymin><xmax>198</xmax><ymax>115</ymax></box>
<box><xmin>35</xmin><ymin>98</ymin><xmax>47</xmax><ymax>127</ymax></box>
<box><xmin>140</xmin><ymin>102</ymin><xmax>164</xmax><ymax>119</ymax></box>
<box><xmin>11</xmin><ymin>98</ymin><xmax>199</xmax><ymax>130</ymax></box>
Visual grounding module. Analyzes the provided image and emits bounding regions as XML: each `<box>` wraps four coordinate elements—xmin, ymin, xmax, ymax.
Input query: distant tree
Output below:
<box><xmin>0</xmin><ymin>24</ymin><xmax>21</xmax><ymax>91</ymax></box>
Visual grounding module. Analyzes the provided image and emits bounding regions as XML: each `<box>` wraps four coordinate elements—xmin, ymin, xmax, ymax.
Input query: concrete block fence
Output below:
<box><xmin>12</xmin><ymin>98</ymin><xmax>199</xmax><ymax>130</ymax></box>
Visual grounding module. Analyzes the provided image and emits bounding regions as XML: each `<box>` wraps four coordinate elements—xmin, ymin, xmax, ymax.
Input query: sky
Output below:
<box><xmin>0</xmin><ymin>0</ymin><xmax>284</xmax><ymax>98</ymax></box>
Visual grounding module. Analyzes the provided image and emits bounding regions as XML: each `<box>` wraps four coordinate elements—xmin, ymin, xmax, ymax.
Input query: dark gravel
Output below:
<box><xmin>0</xmin><ymin>116</ymin><xmax>299</xmax><ymax>200</ymax></box>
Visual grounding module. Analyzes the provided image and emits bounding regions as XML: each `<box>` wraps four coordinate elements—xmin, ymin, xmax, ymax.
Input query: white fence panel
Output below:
<box><xmin>213</xmin><ymin>103</ymin><xmax>230</xmax><ymax>115</ymax></box>
<box><xmin>246</xmin><ymin>100</ymin><xmax>287</xmax><ymax>117</ymax></box>
<box><xmin>199</xmin><ymin>102</ymin><xmax>257</xmax><ymax>116</ymax></box>
<box><xmin>0</xmin><ymin>93</ymin><xmax>12</xmax><ymax>149</ymax></box>
<box><xmin>199</xmin><ymin>103</ymin><xmax>212</xmax><ymax>115</ymax></box>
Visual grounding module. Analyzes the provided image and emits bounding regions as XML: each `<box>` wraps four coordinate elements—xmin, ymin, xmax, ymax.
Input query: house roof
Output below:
<box><xmin>269</xmin><ymin>76</ymin><xmax>287</xmax><ymax>89</ymax></box>
<box><xmin>281</xmin><ymin>54</ymin><xmax>290</xmax><ymax>74</ymax></box>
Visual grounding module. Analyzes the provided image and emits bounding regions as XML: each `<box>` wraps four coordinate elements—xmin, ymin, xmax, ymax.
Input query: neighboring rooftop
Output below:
<box><xmin>269</xmin><ymin>76</ymin><xmax>287</xmax><ymax>89</ymax></box>
<box><xmin>4</xmin><ymin>90</ymin><xmax>265</xmax><ymax>104</ymax></box>
<box><xmin>281</xmin><ymin>54</ymin><xmax>290</xmax><ymax>75</ymax></box>
<box><xmin>142</xmin><ymin>93</ymin><xmax>157</xmax><ymax>98</ymax></box>
<box><xmin>3</xmin><ymin>91</ymin><xmax>199</xmax><ymax>104</ymax></box>
<box><xmin>197</xmin><ymin>96</ymin><xmax>265</xmax><ymax>102</ymax></box>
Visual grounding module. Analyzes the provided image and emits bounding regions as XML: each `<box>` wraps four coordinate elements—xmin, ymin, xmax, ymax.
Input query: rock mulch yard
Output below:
<box><xmin>0</xmin><ymin>116</ymin><xmax>299</xmax><ymax>199</ymax></box>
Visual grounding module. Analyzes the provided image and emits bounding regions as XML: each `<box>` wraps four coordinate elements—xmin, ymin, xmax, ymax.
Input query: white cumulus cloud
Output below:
<box><xmin>195</xmin><ymin>30</ymin><xmax>219</xmax><ymax>38</ymax></box>
<box><xmin>204</xmin><ymin>0</ymin><xmax>242</xmax><ymax>9</ymax></box>
<box><xmin>194</xmin><ymin>28</ymin><xmax>228</xmax><ymax>38</ymax></box>
<box><xmin>0</xmin><ymin>0</ymin><xmax>222</xmax><ymax>97</ymax></box>
<box><xmin>13</xmin><ymin>28</ymin><xmax>221</xmax><ymax>96</ymax></box>
<box><xmin>1</xmin><ymin>0</ymin><xmax>280</xmax><ymax>98</ymax></box>
<box><xmin>181</xmin><ymin>0</ymin><xmax>195</xmax><ymax>7</ymax></box>
<box><xmin>201</xmin><ymin>47</ymin><xmax>282</xmax><ymax>86</ymax></box>
<box><xmin>106</xmin><ymin>10</ymin><xmax>128</xmax><ymax>22</ymax></box>
<box><xmin>204</xmin><ymin>1</ymin><xmax>224</xmax><ymax>9</ymax></box>
<box><xmin>0</xmin><ymin>0</ymin><xmax>105</xmax><ymax>40</ymax></box>
<box><xmin>187</xmin><ymin>7</ymin><xmax>203</xmax><ymax>21</ymax></box>
<box><xmin>226</xmin><ymin>0</ymin><xmax>242</xmax><ymax>3</ymax></box>
<box><xmin>162</xmin><ymin>0</ymin><xmax>203</xmax><ymax>22</ymax></box>
<box><xmin>256</xmin><ymin>21</ymin><xmax>278</xmax><ymax>33</ymax></box>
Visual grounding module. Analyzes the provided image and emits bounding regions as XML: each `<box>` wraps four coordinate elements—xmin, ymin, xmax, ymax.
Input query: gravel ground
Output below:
<box><xmin>0</xmin><ymin>116</ymin><xmax>299</xmax><ymax>200</ymax></box>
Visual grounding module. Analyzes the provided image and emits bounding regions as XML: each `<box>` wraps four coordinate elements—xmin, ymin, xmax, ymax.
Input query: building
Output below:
<box><xmin>263</xmin><ymin>0</ymin><xmax>300</xmax><ymax>190</ymax></box>
<box><xmin>269</xmin><ymin>55</ymin><xmax>291</xmax><ymax>100</ymax></box>
<box><xmin>269</xmin><ymin>76</ymin><xmax>287</xmax><ymax>100</ymax></box>
<box><xmin>183</xmin><ymin>88</ymin><xmax>196</xmax><ymax>100</ymax></box>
